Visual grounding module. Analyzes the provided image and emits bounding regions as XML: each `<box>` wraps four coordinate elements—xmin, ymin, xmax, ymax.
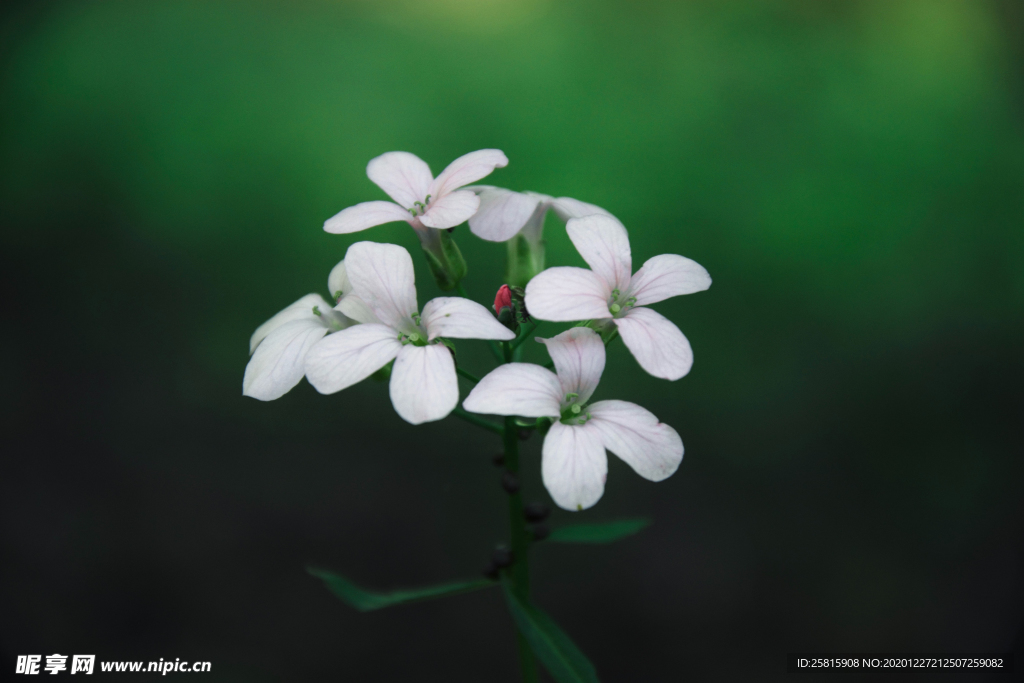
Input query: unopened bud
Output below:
<box><xmin>523</xmin><ymin>501</ymin><xmax>550</xmax><ymax>522</ymax></box>
<box><xmin>494</xmin><ymin>284</ymin><xmax>513</xmax><ymax>316</ymax></box>
<box><xmin>483</xmin><ymin>561</ymin><xmax>500</xmax><ymax>580</ymax></box>
<box><xmin>501</xmin><ymin>472</ymin><xmax>520</xmax><ymax>494</ymax></box>
<box><xmin>492</xmin><ymin>453</ymin><xmax>505</xmax><ymax>467</ymax></box>
<box><xmin>491</xmin><ymin>546</ymin><xmax>514</xmax><ymax>568</ymax></box>
<box><xmin>531</xmin><ymin>523</ymin><xmax>551</xmax><ymax>541</ymax></box>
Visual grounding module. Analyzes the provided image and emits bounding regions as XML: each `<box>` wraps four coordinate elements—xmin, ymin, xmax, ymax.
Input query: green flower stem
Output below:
<box><xmin>510</xmin><ymin>321</ymin><xmax>539</xmax><ymax>352</ymax></box>
<box><xmin>456</xmin><ymin>366</ymin><xmax>480</xmax><ymax>385</ymax></box>
<box><xmin>488</xmin><ymin>340</ymin><xmax>503</xmax><ymax>363</ymax></box>
<box><xmin>455</xmin><ymin>282</ymin><xmax>469</xmax><ymax>298</ymax></box>
<box><xmin>452</xmin><ymin>407</ymin><xmax>503</xmax><ymax>435</ymax></box>
<box><xmin>504</xmin><ymin>414</ymin><xmax>538</xmax><ymax>683</ymax></box>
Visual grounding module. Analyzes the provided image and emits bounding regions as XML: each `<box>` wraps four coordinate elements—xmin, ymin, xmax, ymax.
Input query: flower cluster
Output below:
<box><xmin>244</xmin><ymin>149</ymin><xmax>711</xmax><ymax>510</ymax></box>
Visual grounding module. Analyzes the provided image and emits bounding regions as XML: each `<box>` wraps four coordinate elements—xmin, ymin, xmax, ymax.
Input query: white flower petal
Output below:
<box><xmin>343</xmin><ymin>241</ymin><xmax>418</xmax><ymax>331</ymax></box>
<box><xmin>303</xmin><ymin>323</ymin><xmax>402</xmax><ymax>394</ymax></box>
<box><xmin>468</xmin><ymin>187</ymin><xmax>545</xmax><ymax>242</ymax></box>
<box><xmin>614</xmin><ymin>307</ymin><xmax>693</xmax><ymax>380</ymax></box>
<box><xmin>537</xmin><ymin>327</ymin><xmax>605</xmax><ymax>405</ymax></box>
<box><xmin>587</xmin><ymin>400</ymin><xmax>683</xmax><ymax>482</ymax></box>
<box><xmin>335</xmin><ymin>293</ymin><xmax>379</xmax><ymax>324</ymax></box>
<box><xmin>327</xmin><ymin>259</ymin><xmax>350</xmax><ymax>300</ymax></box>
<box><xmin>366</xmin><ymin>151</ymin><xmax>433</xmax><ymax>209</ymax></box>
<box><xmin>418</xmin><ymin>190</ymin><xmax>480</xmax><ymax>229</ymax></box>
<box><xmin>429</xmin><ymin>149</ymin><xmax>508</xmax><ymax>199</ymax></box>
<box><xmin>389</xmin><ymin>344</ymin><xmax>458</xmax><ymax>424</ymax></box>
<box><xmin>549</xmin><ymin>196</ymin><xmax>611</xmax><ymax>221</ymax></box>
<box><xmin>243</xmin><ymin>319</ymin><xmax>329</xmax><ymax>401</ymax></box>
<box><xmin>524</xmin><ymin>266</ymin><xmax>612</xmax><ymax>322</ymax></box>
<box><xmin>566</xmin><ymin>214</ymin><xmax>633</xmax><ymax>292</ymax></box>
<box><xmin>627</xmin><ymin>254</ymin><xmax>712</xmax><ymax>306</ymax></box>
<box><xmin>323</xmin><ymin>201</ymin><xmax>412</xmax><ymax>234</ymax></box>
<box><xmin>542</xmin><ymin>422</ymin><xmax>608</xmax><ymax>511</ymax></box>
<box><xmin>462</xmin><ymin>363</ymin><xmax>562</xmax><ymax>418</ymax></box>
<box><xmin>421</xmin><ymin>297</ymin><xmax>515</xmax><ymax>341</ymax></box>
<box><xmin>249</xmin><ymin>293</ymin><xmax>330</xmax><ymax>354</ymax></box>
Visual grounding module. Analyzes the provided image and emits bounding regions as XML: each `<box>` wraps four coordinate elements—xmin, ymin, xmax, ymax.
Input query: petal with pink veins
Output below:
<box><xmin>419</xmin><ymin>190</ymin><xmax>481</xmax><ymax>229</ymax></box>
<box><xmin>586</xmin><ymin>400</ymin><xmax>683</xmax><ymax>481</ymax></box>
<box><xmin>243</xmin><ymin>319</ymin><xmax>329</xmax><ymax>401</ymax></box>
<box><xmin>421</xmin><ymin>297</ymin><xmax>515</xmax><ymax>341</ymax></box>
<box><xmin>323</xmin><ymin>201</ymin><xmax>413</xmax><ymax>235</ymax></box>
<box><xmin>462</xmin><ymin>363</ymin><xmax>562</xmax><ymax>418</ymax></box>
<box><xmin>566</xmin><ymin>214</ymin><xmax>633</xmax><ymax>293</ymax></box>
<box><xmin>303</xmin><ymin>323</ymin><xmax>403</xmax><ymax>395</ymax></box>
<box><xmin>249</xmin><ymin>293</ymin><xmax>331</xmax><ymax>354</ymax></box>
<box><xmin>537</xmin><ymin>327</ymin><xmax>605</xmax><ymax>404</ymax></box>
<box><xmin>542</xmin><ymin>422</ymin><xmax>608</xmax><ymax>511</ymax></box>
<box><xmin>524</xmin><ymin>266</ymin><xmax>612</xmax><ymax>322</ymax></box>
<box><xmin>343</xmin><ymin>242</ymin><xmax>419</xmax><ymax>331</ymax></box>
<box><xmin>468</xmin><ymin>187</ymin><xmax>545</xmax><ymax>242</ymax></box>
<box><xmin>614</xmin><ymin>307</ymin><xmax>694</xmax><ymax>380</ymax></box>
<box><xmin>627</xmin><ymin>254</ymin><xmax>711</xmax><ymax>306</ymax></box>
<box><xmin>429</xmin><ymin>149</ymin><xmax>508</xmax><ymax>199</ymax></box>
<box><xmin>366</xmin><ymin>152</ymin><xmax>433</xmax><ymax>209</ymax></box>
<box><xmin>389</xmin><ymin>344</ymin><xmax>459</xmax><ymax>424</ymax></box>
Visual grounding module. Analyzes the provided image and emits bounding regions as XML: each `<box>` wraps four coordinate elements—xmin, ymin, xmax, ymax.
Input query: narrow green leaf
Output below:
<box><xmin>502</xmin><ymin>582</ymin><xmax>599</xmax><ymax>683</ymax></box>
<box><xmin>308</xmin><ymin>567</ymin><xmax>495</xmax><ymax>612</ymax></box>
<box><xmin>547</xmin><ymin>518</ymin><xmax>651</xmax><ymax>544</ymax></box>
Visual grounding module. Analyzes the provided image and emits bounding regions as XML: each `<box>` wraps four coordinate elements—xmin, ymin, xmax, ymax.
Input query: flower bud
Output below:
<box><xmin>415</xmin><ymin>226</ymin><xmax>467</xmax><ymax>291</ymax></box>
<box><xmin>523</xmin><ymin>502</ymin><xmax>550</xmax><ymax>522</ymax></box>
<box><xmin>531</xmin><ymin>523</ymin><xmax>550</xmax><ymax>541</ymax></box>
<box><xmin>501</xmin><ymin>472</ymin><xmax>520</xmax><ymax>494</ymax></box>
<box><xmin>494</xmin><ymin>284</ymin><xmax>513</xmax><ymax>316</ymax></box>
<box><xmin>492</xmin><ymin>546</ymin><xmax>514</xmax><ymax>568</ymax></box>
<box><xmin>505</xmin><ymin>202</ymin><xmax>548</xmax><ymax>288</ymax></box>
<box><xmin>492</xmin><ymin>452</ymin><xmax>505</xmax><ymax>467</ymax></box>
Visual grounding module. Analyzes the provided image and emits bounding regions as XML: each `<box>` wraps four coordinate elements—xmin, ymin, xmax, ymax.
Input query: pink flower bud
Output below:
<box><xmin>494</xmin><ymin>284</ymin><xmax>513</xmax><ymax>316</ymax></box>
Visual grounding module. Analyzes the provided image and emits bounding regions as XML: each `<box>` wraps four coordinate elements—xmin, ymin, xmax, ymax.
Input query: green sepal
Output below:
<box><xmin>505</xmin><ymin>232</ymin><xmax>545</xmax><ymax>289</ymax></box>
<box><xmin>417</xmin><ymin>228</ymin><xmax>467</xmax><ymax>291</ymax></box>
<box><xmin>308</xmin><ymin>567</ymin><xmax>496</xmax><ymax>612</ymax></box>
<box><xmin>502</xmin><ymin>581</ymin><xmax>600</xmax><ymax>683</ymax></box>
<box><xmin>547</xmin><ymin>518</ymin><xmax>651</xmax><ymax>544</ymax></box>
<box><xmin>370</xmin><ymin>360</ymin><xmax>393</xmax><ymax>382</ymax></box>
<box><xmin>438</xmin><ymin>229</ymin><xmax>468</xmax><ymax>283</ymax></box>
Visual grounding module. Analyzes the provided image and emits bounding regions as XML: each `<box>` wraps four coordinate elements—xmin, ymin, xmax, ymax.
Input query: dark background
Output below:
<box><xmin>2</xmin><ymin>1</ymin><xmax>1022</xmax><ymax>680</ymax></box>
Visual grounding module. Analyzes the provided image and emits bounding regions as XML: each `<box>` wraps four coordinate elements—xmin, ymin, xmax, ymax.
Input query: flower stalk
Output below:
<box><xmin>503</xmin><ymin>414</ymin><xmax>538</xmax><ymax>683</ymax></box>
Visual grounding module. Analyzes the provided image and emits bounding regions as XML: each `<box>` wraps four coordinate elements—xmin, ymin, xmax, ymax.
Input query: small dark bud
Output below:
<box><xmin>531</xmin><ymin>523</ymin><xmax>550</xmax><ymax>541</ymax></box>
<box><xmin>492</xmin><ymin>546</ymin><xmax>514</xmax><ymax>568</ymax></box>
<box><xmin>492</xmin><ymin>453</ymin><xmax>505</xmax><ymax>467</ymax></box>
<box><xmin>518</xmin><ymin>428</ymin><xmax>531</xmax><ymax>441</ymax></box>
<box><xmin>523</xmin><ymin>502</ymin><xmax>550</xmax><ymax>523</ymax></box>
<box><xmin>483</xmin><ymin>561</ymin><xmax>500</xmax><ymax>580</ymax></box>
<box><xmin>501</xmin><ymin>472</ymin><xmax>520</xmax><ymax>494</ymax></box>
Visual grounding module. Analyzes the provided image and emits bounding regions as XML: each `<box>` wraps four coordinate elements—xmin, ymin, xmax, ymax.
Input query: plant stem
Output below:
<box><xmin>488</xmin><ymin>340</ymin><xmax>503</xmax><ymax>363</ymax></box>
<box><xmin>504</xmin><ymin>415</ymin><xmax>538</xmax><ymax>683</ymax></box>
<box><xmin>509</xmin><ymin>321</ymin><xmax>539</xmax><ymax>352</ymax></box>
<box><xmin>452</xmin><ymin>407</ymin><xmax>503</xmax><ymax>435</ymax></box>
<box><xmin>455</xmin><ymin>366</ymin><xmax>480</xmax><ymax>385</ymax></box>
<box><xmin>455</xmin><ymin>282</ymin><xmax>469</xmax><ymax>298</ymax></box>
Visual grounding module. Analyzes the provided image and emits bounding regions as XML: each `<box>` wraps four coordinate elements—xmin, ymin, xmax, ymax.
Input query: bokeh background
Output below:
<box><xmin>2</xmin><ymin>0</ymin><xmax>1022</xmax><ymax>680</ymax></box>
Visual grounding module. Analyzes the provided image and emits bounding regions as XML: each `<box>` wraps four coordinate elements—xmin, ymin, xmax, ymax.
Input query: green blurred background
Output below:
<box><xmin>2</xmin><ymin>0</ymin><xmax>1022</xmax><ymax>680</ymax></box>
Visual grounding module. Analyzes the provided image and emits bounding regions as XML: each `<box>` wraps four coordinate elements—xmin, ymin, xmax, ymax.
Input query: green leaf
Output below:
<box><xmin>547</xmin><ymin>518</ymin><xmax>651</xmax><ymax>544</ymax></box>
<box><xmin>502</xmin><ymin>582</ymin><xmax>599</xmax><ymax>683</ymax></box>
<box><xmin>308</xmin><ymin>567</ymin><xmax>495</xmax><ymax>612</ymax></box>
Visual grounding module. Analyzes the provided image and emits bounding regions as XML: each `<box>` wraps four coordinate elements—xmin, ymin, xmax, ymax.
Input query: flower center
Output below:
<box><xmin>397</xmin><ymin>312</ymin><xmax>429</xmax><ymax>346</ymax></box>
<box><xmin>607</xmin><ymin>288</ymin><xmax>637</xmax><ymax>317</ymax></box>
<box><xmin>407</xmin><ymin>194</ymin><xmax>433</xmax><ymax>217</ymax></box>
<box><xmin>559</xmin><ymin>393</ymin><xmax>590</xmax><ymax>425</ymax></box>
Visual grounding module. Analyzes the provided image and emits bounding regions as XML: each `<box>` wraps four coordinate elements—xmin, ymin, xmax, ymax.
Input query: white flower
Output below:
<box><xmin>466</xmin><ymin>187</ymin><xmax>610</xmax><ymax>243</ymax></box>
<box><xmin>323</xmin><ymin>150</ymin><xmax>509</xmax><ymax>234</ymax></box>
<box><xmin>524</xmin><ymin>214</ymin><xmax>711</xmax><ymax>380</ymax></box>
<box><xmin>462</xmin><ymin>327</ymin><xmax>683</xmax><ymax>511</ymax></box>
<box><xmin>243</xmin><ymin>260</ymin><xmax>357</xmax><ymax>401</ymax></box>
<box><xmin>304</xmin><ymin>241</ymin><xmax>516</xmax><ymax>425</ymax></box>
